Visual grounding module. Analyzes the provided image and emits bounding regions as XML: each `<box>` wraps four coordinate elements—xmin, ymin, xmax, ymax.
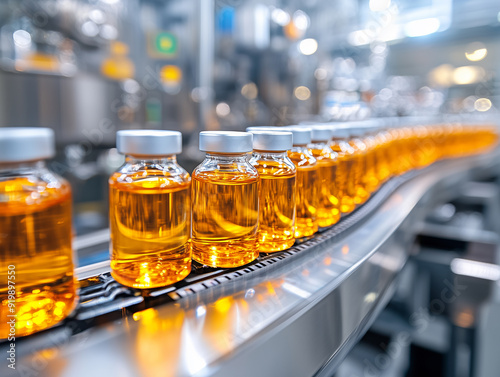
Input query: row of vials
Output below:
<box><xmin>0</xmin><ymin>120</ymin><xmax>497</xmax><ymax>337</ymax></box>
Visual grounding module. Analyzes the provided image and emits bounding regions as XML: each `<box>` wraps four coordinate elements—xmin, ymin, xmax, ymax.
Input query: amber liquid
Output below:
<box><xmin>0</xmin><ymin>177</ymin><xmax>76</xmax><ymax>338</ymax></box>
<box><xmin>409</xmin><ymin>126</ymin><xmax>437</xmax><ymax>169</ymax></box>
<box><xmin>349</xmin><ymin>139</ymin><xmax>369</xmax><ymax>205</ymax></box>
<box><xmin>309</xmin><ymin>146</ymin><xmax>340</xmax><ymax>228</ymax></box>
<box><xmin>330</xmin><ymin>140</ymin><xmax>356</xmax><ymax>214</ymax></box>
<box><xmin>109</xmin><ymin>172</ymin><xmax>191</xmax><ymax>289</ymax></box>
<box><xmin>392</xmin><ymin>129</ymin><xmax>414</xmax><ymax>175</ymax></box>
<box><xmin>375</xmin><ymin>132</ymin><xmax>391</xmax><ymax>183</ymax></box>
<box><xmin>288</xmin><ymin>148</ymin><xmax>319</xmax><ymax>237</ymax></box>
<box><xmin>362</xmin><ymin>136</ymin><xmax>379</xmax><ymax>193</ymax></box>
<box><xmin>191</xmin><ymin>171</ymin><xmax>259</xmax><ymax>267</ymax></box>
<box><xmin>252</xmin><ymin>157</ymin><xmax>296</xmax><ymax>253</ymax></box>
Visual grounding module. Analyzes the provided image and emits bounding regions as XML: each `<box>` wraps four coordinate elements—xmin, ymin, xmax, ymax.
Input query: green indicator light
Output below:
<box><xmin>155</xmin><ymin>32</ymin><xmax>177</xmax><ymax>55</ymax></box>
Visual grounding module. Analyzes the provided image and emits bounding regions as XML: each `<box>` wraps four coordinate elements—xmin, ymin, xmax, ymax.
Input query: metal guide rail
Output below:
<box><xmin>5</xmin><ymin>151</ymin><xmax>500</xmax><ymax>377</ymax></box>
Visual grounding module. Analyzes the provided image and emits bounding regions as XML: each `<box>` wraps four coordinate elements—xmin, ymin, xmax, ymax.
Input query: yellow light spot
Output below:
<box><xmin>160</xmin><ymin>37</ymin><xmax>172</xmax><ymax>50</ymax></box>
<box><xmin>214</xmin><ymin>297</ymin><xmax>232</xmax><ymax>314</ymax></box>
<box><xmin>474</xmin><ymin>98</ymin><xmax>492</xmax><ymax>112</ymax></box>
<box><xmin>465</xmin><ymin>42</ymin><xmax>487</xmax><ymax>62</ymax></box>
<box><xmin>452</xmin><ymin>66</ymin><xmax>485</xmax><ymax>85</ymax></box>
<box><xmin>53</xmin><ymin>307</ymin><xmax>64</xmax><ymax>317</ymax></box>
<box><xmin>133</xmin><ymin>308</ymin><xmax>157</xmax><ymax>322</ymax></box>
<box><xmin>241</xmin><ymin>82</ymin><xmax>258</xmax><ymax>100</ymax></box>
<box><xmin>266</xmin><ymin>282</ymin><xmax>277</xmax><ymax>296</ymax></box>
<box><xmin>342</xmin><ymin>245</ymin><xmax>349</xmax><ymax>255</ymax></box>
<box><xmin>294</xmin><ymin>86</ymin><xmax>311</xmax><ymax>101</ymax></box>
<box><xmin>160</xmin><ymin>65</ymin><xmax>182</xmax><ymax>84</ymax></box>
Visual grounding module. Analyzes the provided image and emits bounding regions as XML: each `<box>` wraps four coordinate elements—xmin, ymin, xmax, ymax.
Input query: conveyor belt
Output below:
<box><xmin>12</xmin><ymin>171</ymin><xmax>412</xmax><ymax>336</ymax></box>
<box><xmin>6</xmin><ymin>151</ymin><xmax>500</xmax><ymax>377</ymax></box>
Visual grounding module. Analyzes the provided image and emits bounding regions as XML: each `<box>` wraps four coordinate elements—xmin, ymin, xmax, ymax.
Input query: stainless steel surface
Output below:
<box><xmin>11</xmin><ymin>150</ymin><xmax>499</xmax><ymax>377</ymax></box>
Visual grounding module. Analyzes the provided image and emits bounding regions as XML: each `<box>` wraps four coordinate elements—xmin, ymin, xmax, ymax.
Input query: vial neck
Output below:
<box><xmin>291</xmin><ymin>145</ymin><xmax>309</xmax><ymax>152</ymax></box>
<box><xmin>205</xmin><ymin>152</ymin><xmax>248</xmax><ymax>163</ymax></box>
<box><xmin>309</xmin><ymin>141</ymin><xmax>329</xmax><ymax>149</ymax></box>
<box><xmin>125</xmin><ymin>155</ymin><xmax>177</xmax><ymax>164</ymax></box>
<box><xmin>253</xmin><ymin>150</ymin><xmax>288</xmax><ymax>159</ymax></box>
<box><xmin>0</xmin><ymin>160</ymin><xmax>46</xmax><ymax>174</ymax></box>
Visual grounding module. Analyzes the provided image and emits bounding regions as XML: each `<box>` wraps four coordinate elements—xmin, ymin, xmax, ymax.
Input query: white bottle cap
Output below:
<box><xmin>0</xmin><ymin>127</ymin><xmax>55</xmax><ymax>162</ymax></box>
<box><xmin>246</xmin><ymin>126</ymin><xmax>281</xmax><ymax>132</ymax></box>
<box><xmin>117</xmin><ymin>130</ymin><xmax>182</xmax><ymax>156</ymax></box>
<box><xmin>348</xmin><ymin>127</ymin><xmax>367</xmax><ymax>137</ymax></box>
<box><xmin>329</xmin><ymin>126</ymin><xmax>351</xmax><ymax>139</ymax></box>
<box><xmin>199</xmin><ymin>131</ymin><xmax>253</xmax><ymax>153</ymax></box>
<box><xmin>248</xmin><ymin>131</ymin><xmax>293</xmax><ymax>151</ymax></box>
<box><xmin>309</xmin><ymin>125</ymin><xmax>332</xmax><ymax>142</ymax></box>
<box><xmin>283</xmin><ymin>126</ymin><xmax>312</xmax><ymax>145</ymax></box>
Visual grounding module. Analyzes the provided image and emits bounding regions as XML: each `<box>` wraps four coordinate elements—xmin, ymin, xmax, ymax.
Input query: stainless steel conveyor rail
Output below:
<box><xmin>7</xmin><ymin>150</ymin><xmax>500</xmax><ymax>377</ymax></box>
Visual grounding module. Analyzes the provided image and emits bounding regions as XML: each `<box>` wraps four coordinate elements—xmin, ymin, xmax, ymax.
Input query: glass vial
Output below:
<box><xmin>374</xmin><ymin>126</ymin><xmax>392</xmax><ymax>184</ymax></box>
<box><xmin>308</xmin><ymin>126</ymin><xmax>340</xmax><ymax>227</ymax></box>
<box><xmin>285</xmin><ymin>127</ymin><xmax>319</xmax><ymax>238</ymax></box>
<box><xmin>360</xmin><ymin>122</ymin><xmax>380</xmax><ymax>194</ymax></box>
<box><xmin>109</xmin><ymin>130</ymin><xmax>191</xmax><ymax>289</ymax></box>
<box><xmin>0</xmin><ymin>128</ymin><xmax>77</xmax><ymax>338</ymax></box>
<box><xmin>329</xmin><ymin>127</ymin><xmax>356</xmax><ymax>214</ymax></box>
<box><xmin>348</xmin><ymin>127</ymin><xmax>370</xmax><ymax>205</ymax></box>
<box><xmin>248</xmin><ymin>130</ymin><xmax>296</xmax><ymax>252</ymax></box>
<box><xmin>192</xmin><ymin>131</ymin><xmax>259</xmax><ymax>267</ymax></box>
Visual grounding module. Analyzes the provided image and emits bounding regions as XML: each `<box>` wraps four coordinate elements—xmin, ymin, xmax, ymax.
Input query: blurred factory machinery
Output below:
<box><xmin>1</xmin><ymin>1</ymin><xmax>498</xmax><ymax>226</ymax></box>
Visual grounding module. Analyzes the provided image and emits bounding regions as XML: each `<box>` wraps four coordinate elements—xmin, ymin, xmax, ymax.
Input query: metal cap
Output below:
<box><xmin>199</xmin><ymin>131</ymin><xmax>253</xmax><ymax>153</ymax></box>
<box><xmin>347</xmin><ymin>127</ymin><xmax>366</xmax><ymax>137</ymax></box>
<box><xmin>117</xmin><ymin>130</ymin><xmax>182</xmax><ymax>156</ymax></box>
<box><xmin>0</xmin><ymin>127</ymin><xmax>55</xmax><ymax>162</ymax></box>
<box><xmin>248</xmin><ymin>131</ymin><xmax>293</xmax><ymax>151</ymax></box>
<box><xmin>330</xmin><ymin>126</ymin><xmax>351</xmax><ymax>139</ymax></box>
<box><xmin>283</xmin><ymin>126</ymin><xmax>312</xmax><ymax>145</ymax></box>
<box><xmin>246</xmin><ymin>126</ymin><xmax>281</xmax><ymax>132</ymax></box>
<box><xmin>309</xmin><ymin>125</ymin><xmax>332</xmax><ymax>142</ymax></box>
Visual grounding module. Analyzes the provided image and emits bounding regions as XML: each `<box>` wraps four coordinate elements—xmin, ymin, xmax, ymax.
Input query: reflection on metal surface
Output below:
<box><xmin>364</xmin><ymin>292</ymin><xmax>378</xmax><ymax>304</ymax></box>
<box><xmin>135</xmin><ymin>307</ymin><xmax>185</xmax><ymax>377</ymax></box>
<box><xmin>281</xmin><ymin>283</ymin><xmax>311</xmax><ymax>299</ymax></box>
<box><xmin>450</xmin><ymin>258</ymin><xmax>500</xmax><ymax>281</ymax></box>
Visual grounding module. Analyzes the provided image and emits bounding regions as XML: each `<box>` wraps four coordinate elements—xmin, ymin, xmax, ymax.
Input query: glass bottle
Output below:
<box><xmin>328</xmin><ymin>127</ymin><xmax>356</xmax><ymax>214</ymax></box>
<box><xmin>192</xmin><ymin>131</ymin><xmax>259</xmax><ymax>267</ymax></box>
<box><xmin>348</xmin><ymin>127</ymin><xmax>370</xmax><ymax>205</ymax></box>
<box><xmin>0</xmin><ymin>127</ymin><xmax>77</xmax><ymax>338</ymax></box>
<box><xmin>374</xmin><ymin>126</ymin><xmax>392</xmax><ymax>184</ymax></box>
<box><xmin>308</xmin><ymin>126</ymin><xmax>340</xmax><ymax>227</ymax></box>
<box><xmin>360</xmin><ymin>122</ymin><xmax>380</xmax><ymax>193</ymax></box>
<box><xmin>285</xmin><ymin>127</ymin><xmax>319</xmax><ymax>237</ymax></box>
<box><xmin>109</xmin><ymin>130</ymin><xmax>191</xmax><ymax>289</ymax></box>
<box><xmin>247</xmin><ymin>130</ymin><xmax>296</xmax><ymax>252</ymax></box>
